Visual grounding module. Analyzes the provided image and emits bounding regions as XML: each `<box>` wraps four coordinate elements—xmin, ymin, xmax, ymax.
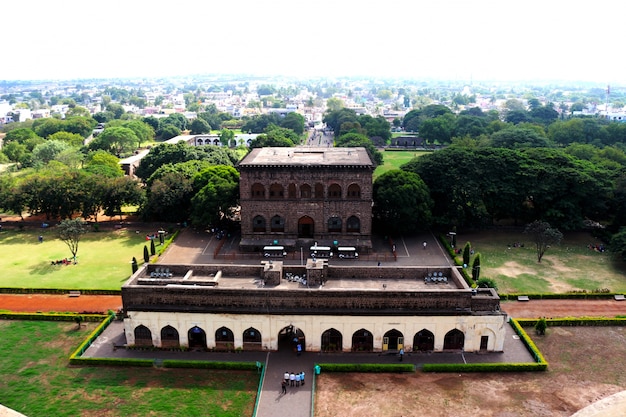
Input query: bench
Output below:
<box><xmin>69</xmin><ymin>291</ymin><xmax>81</xmax><ymax>297</ymax></box>
<box><xmin>517</xmin><ymin>295</ymin><xmax>530</xmax><ymax>302</ymax></box>
<box><xmin>614</xmin><ymin>294</ymin><xmax>625</xmax><ymax>301</ymax></box>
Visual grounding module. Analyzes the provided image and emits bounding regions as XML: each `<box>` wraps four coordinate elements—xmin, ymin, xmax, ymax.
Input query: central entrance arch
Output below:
<box><xmin>278</xmin><ymin>325</ymin><xmax>305</xmax><ymax>352</ymax></box>
<box><xmin>298</xmin><ymin>216</ymin><xmax>314</xmax><ymax>238</ymax></box>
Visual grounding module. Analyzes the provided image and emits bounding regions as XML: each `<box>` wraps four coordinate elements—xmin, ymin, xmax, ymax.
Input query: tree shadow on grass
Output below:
<box><xmin>30</xmin><ymin>260</ymin><xmax>71</xmax><ymax>276</ymax></box>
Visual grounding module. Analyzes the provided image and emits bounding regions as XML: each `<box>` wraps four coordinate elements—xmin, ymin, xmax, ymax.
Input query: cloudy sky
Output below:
<box><xmin>3</xmin><ymin>0</ymin><xmax>624</xmax><ymax>84</ymax></box>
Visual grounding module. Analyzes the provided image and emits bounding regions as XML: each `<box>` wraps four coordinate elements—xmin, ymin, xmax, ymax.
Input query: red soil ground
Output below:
<box><xmin>0</xmin><ymin>294</ymin><xmax>122</xmax><ymax>314</ymax></box>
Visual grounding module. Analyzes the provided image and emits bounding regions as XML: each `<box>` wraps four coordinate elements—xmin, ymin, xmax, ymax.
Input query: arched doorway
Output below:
<box><xmin>188</xmin><ymin>326</ymin><xmax>207</xmax><ymax>349</ymax></box>
<box><xmin>215</xmin><ymin>326</ymin><xmax>235</xmax><ymax>350</ymax></box>
<box><xmin>443</xmin><ymin>329</ymin><xmax>465</xmax><ymax>350</ymax></box>
<box><xmin>278</xmin><ymin>325</ymin><xmax>305</xmax><ymax>352</ymax></box>
<box><xmin>351</xmin><ymin>328</ymin><xmax>373</xmax><ymax>352</ymax></box>
<box><xmin>161</xmin><ymin>325</ymin><xmax>180</xmax><ymax>348</ymax></box>
<box><xmin>321</xmin><ymin>328</ymin><xmax>343</xmax><ymax>352</ymax></box>
<box><xmin>134</xmin><ymin>325</ymin><xmax>152</xmax><ymax>347</ymax></box>
<box><xmin>383</xmin><ymin>329</ymin><xmax>404</xmax><ymax>351</ymax></box>
<box><xmin>298</xmin><ymin>216</ymin><xmax>314</xmax><ymax>238</ymax></box>
<box><xmin>243</xmin><ymin>327</ymin><xmax>262</xmax><ymax>351</ymax></box>
<box><xmin>413</xmin><ymin>329</ymin><xmax>434</xmax><ymax>352</ymax></box>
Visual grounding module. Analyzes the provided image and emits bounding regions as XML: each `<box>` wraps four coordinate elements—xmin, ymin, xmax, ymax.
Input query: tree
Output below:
<box><xmin>280</xmin><ymin>112</ymin><xmax>305</xmax><ymax>135</ymax></box>
<box><xmin>57</xmin><ymin>218</ymin><xmax>87</xmax><ymax>261</ymax></box>
<box><xmin>190</xmin><ymin>118</ymin><xmax>211</xmax><ymax>135</ymax></box>
<box><xmin>335</xmin><ymin>132</ymin><xmax>383</xmax><ymax>166</ymax></box>
<box><xmin>524</xmin><ymin>220</ymin><xmax>563</xmax><ymax>263</ymax></box>
<box><xmin>88</xmin><ymin>126</ymin><xmax>138</xmax><ymax>156</ymax></box>
<box><xmin>535</xmin><ymin>317</ymin><xmax>547</xmax><ymax>335</ymax></box>
<box><xmin>471</xmin><ymin>253</ymin><xmax>481</xmax><ymax>281</ymax></box>
<box><xmin>150</xmin><ymin>239</ymin><xmax>156</xmax><ymax>256</ymax></box>
<box><xmin>418</xmin><ymin>114</ymin><xmax>455</xmax><ymax>144</ymax></box>
<box><xmin>190</xmin><ymin>165</ymin><xmax>240</xmax><ymax>227</ymax></box>
<box><xmin>143</xmin><ymin>245</ymin><xmax>149</xmax><ymax>263</ymax></box>
<box><xmin>31</xmin><ymin>140</ymin><xmax>70</xmax><ymax>165</ymax></box>
<box><xmin>372</xmin><ymin>170</ymin><xmax>433</xmax><ymax>234</ymax></box>
<box><xmin>476</xmin><ymin>277</ymin><xmax>497</xmax><ymax>290</ymax></box>
<box><xmin>462</xmin><ymin>242</ymin><xmax>471</xmax><ymax>267</ymax></box>
<box><xmin>218</xmin><ymin>129</ymin><xmax>235</xmax><ymax>146</ymax></box>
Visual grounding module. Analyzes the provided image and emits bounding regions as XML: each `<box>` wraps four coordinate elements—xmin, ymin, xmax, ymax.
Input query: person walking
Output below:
<box><xmin>423</xmin><ymin>241</ymin><xmax>427</xmax><ymax>250</ymax></box>
<box><xmin>281</xmin><ymin>379</ymin><xmax>287</xmax><ymax>394</ymax></box>
<box><xmin>283</xmin><ymin>371</ymin><xmax>289</xmax><ymax>384</ymax></box>
<box><xmin>290</xmin><ymin>372</ymin><xmax>295</xmax><ymax>387</ymax></box>
<box><xmin>295</xmin><ymin>372</ymin><xmax>301</xmax><ymax>387</ymax></box>
<box><xmin>296</xmin><ymin>343</ymin><xmax>302</xmax><ymax>356</ymax></box>
<box><xmin>300</xmin><ymin>371</ymin><xmax>305</xmax><ymax>386</ymax></box>
<box><xmin>399</xmin><ymin>348</ymin><xmax>404</xmax><ymax>362</ymax></box>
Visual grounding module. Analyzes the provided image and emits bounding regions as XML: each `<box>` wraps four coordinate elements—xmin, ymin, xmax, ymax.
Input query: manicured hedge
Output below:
<box><xmin>0</xmin><ymin>312</ymin><xmax>106</xmax><ymax>322</ymax></box>
<box><xmin>509</xmin><ymin>318</ymin><xmax>548</xmax><ymax>366</ymax></box>
<box><xmin>517</xmin><ymin>317</ymin><xmax>626</xmax><ymax>327</ymax></box>
<box><xmin>0</xmin><ymin>288</ymin><xmax>121</xmax><ymax>295</ymax></box>
<box><xmin>315</xmin><ymin>363</ymin><xmax>414</xmax><ymax>373</ymax></box>
<box><xmin>422</xmin><ymin>362</ymin><xmax>547</xmax><ymax>372</ymax></box>
<box><xmin>69</xmin><ymin>314</ymin><xmax>115</xmax><ymax>363</ymax></box>
<box><xmin>69</xmin><ymin>357</ymin><xmax>154</xmax><ymax>367</ymax></box>
<box><xmin>438</xmin><ymin>234</ymin><xmax>473</xmax><ymax>286</ymax></box>
<box><xmin>500</xmin><ymin>293</ymin><xmax>620</xmax><ymax>300</ymax></box>
<box><xmin>162</xmin><ymin>360</ymin><xmax>260</xmax><ymax>370</ymax></box>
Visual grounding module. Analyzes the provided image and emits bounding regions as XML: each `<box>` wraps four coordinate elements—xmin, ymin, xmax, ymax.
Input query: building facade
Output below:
<box><xmin>238</xmin><ymin>147</ymin><xmax>373</xmax><ymax>252</ymax></box>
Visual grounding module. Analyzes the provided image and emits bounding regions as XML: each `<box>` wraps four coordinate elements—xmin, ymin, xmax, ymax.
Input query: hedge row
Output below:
<box><xmin>0</xmin><ymin>288</ymin><xmax>121</xmax><ymax>295</ymax></box>
<box><xmin>69</xmin><ymin>314</ymin><xmax>115</xmax><ymax>364</ymax></box>
<box><xmin>0</xmin><ymin>312</ymin><xmax>107</xmax><ymax>322</ymax></box>
<box><xmin>162</xmin><ymin>360</ymin><xmax>261</xmax><ymax>370</ymax></box>
<box><xmin>509</xmin><ymin>318</ymin><xmax>548</xmax><ymax>366</ymax></box>
<box><xmin>500</xmin><ymin>292</ymin><xmax>622</xmax><ymax>300</ymax></box>
<box><xmin>69</xmin><ymin>357</ymin><xmax>154</xmax><ymax>367</ymax></box>
<box><xmin>517</xmin><ymin>317</ymin><xmax>626</xmax><ymax>327</ymax></box>
<box><xmin>438</xmin><ymin>234</ymin><xmax>473</xmax><ymax>287</ymax></box>
<box><xmin>315</xmin><ymin>363</ymin><xmax>414</xmax><ymax>373</ymax></box>
<box><xmin>422</xmin><ymin>362</ymin><xmax>547</xmax><ymax>372</ymax></box>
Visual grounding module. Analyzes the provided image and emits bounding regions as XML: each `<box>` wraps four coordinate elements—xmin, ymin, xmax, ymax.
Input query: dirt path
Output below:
<box><xmin>0</xmin><ymin>294</ymin><xmax>122</xmax><ymax>314</ymax></box>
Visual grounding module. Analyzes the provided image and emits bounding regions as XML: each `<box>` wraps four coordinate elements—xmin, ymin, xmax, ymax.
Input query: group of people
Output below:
<box><xmin>281</xmin><ymin>371</ymin><xmax>306</xmax><ymax>394</ymax></box>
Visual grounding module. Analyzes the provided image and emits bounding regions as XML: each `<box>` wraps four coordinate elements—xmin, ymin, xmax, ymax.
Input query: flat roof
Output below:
<box><xmin>238</xmin><ymin>147</ymin><xmax>373</xmax><ymax>168</ymax></box>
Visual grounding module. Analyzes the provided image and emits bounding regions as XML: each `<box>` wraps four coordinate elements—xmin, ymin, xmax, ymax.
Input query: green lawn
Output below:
<box><xmin>0</xmin><ymin>227</ymin><xmax>161</xmax><ymax>290</ymax></box>
<box><xmin>458</xmin><ymin>230</ymin><xmax>626</xmax><ymax>294</ymax></box>
<box><xmin>374</xmin><ymin>150</ymin><xmax>430</xmax><ymax>178</ymax></box>
<box><xmin>0</xmin><ymin>320</ymin><xmax>257</xmax><ymax>417</ymax></box>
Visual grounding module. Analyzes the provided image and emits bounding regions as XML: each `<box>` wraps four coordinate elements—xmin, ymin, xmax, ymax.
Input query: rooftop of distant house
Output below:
<box><xmin>238</xmin><ymin>147</ymin><xmax>373</xmax><ymax>168</ymax></box>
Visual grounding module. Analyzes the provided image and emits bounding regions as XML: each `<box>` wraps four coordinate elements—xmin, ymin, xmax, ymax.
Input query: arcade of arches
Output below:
<box><xmin>125</xmin><ymin>312</ymin><xmax>500</xmax><ymax>352</ymax></box>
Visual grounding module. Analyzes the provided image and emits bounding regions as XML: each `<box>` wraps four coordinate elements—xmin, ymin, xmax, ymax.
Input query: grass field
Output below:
<box><xmin>459</xmin><ymin>230</ymin><xmax>626</xmax><ymax>294</ymax></box>
<box><xmin>374</xmin><ymin>150</ymin><xmax>430</xmax><ymax>178</ymax></box>
<box><xmin>0</xmin><ymin>227</ymin><xmax>162</xmax><ymax>290</ymax></box>
<box><xmin>0</xmin><ymin>320</ymin><xmax>257</xmax><ymax>417</ymax></box>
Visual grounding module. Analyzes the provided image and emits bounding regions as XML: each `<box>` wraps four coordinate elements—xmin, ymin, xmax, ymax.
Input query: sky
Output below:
<box><xmin>3</xmin><ymin>0</ymin><xmax>625</xmax><ymax>84</ymax></box>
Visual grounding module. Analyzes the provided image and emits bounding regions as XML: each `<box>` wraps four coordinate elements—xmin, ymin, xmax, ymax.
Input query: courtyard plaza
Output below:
<box><xmin>81</xmin><ymin>228</ymin><xmax>536</xmax><ymax>417</ymax></box>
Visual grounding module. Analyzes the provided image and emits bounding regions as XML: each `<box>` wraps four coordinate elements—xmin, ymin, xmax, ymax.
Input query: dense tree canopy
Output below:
<box><xmin>372</xmin><ymin>170</ymin><xmax>433</xmax><ymax>234</ymax></box>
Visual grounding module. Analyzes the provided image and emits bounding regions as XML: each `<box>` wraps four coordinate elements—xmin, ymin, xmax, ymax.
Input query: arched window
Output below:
<box><xmin>443</xmin><ymin>329</ymin><xmax>465</xmax><ymax>350</ymax></box>
<box><xmin>347</xmin><ymin>184</ymin><xmax>361</xmax><ymax>199</ymax></box>
<box><xmin>300</xmin><ymin>184</ymin><xmax>311</xmax><ymax>198</ymax></box>
<box><xmin>328</xmin><ymin>183</ymin><xmax>342</xmax><ymax>199</ymax></box>
<box><xmin>271</xmin><ymin>215</ymin><xmax>285</xmax><ymax>232</ymax></box>
<box><xmin>315</xmin><ymin>183</ymin><xmax>324</xmax><ymax>198</ymax></box>
<box><xmin>269</xmin><ymin>183</ymin><xmax>284</xmax><ymax>199</ymax></box>
<box><xmin>346</xmin><ymin>216</ymin><xmax>360</xmax><ymax>233</ymax></box>
<box><xmin>321</xmin><ymin>328</ymin><xmax>343</xmax><ymax>352</ymax></box>
<box><xmin>251</xmin><ymin>183</ymin><xmax>265</xmax><ymax>199</ymax></box>
<box><xmin>215</xmin><ymin>326</ymin><xmax>235</xmax><ymax>350</ymax></box>
<box><xmin>243</xmin><ymin>327</ymin><xmax>262</xmax><ymax>350</ymax></box>
<box><xmin>327</xmin><ymin>217</ymin><xmax>342</xmax><ymax>233</ymax></box>
<box><xmin>161</xmin><ymin>325</ymin><xmax>180</xmax><ymax>348</ymax></box>
<box><xmin>134</xmin><ymin>325</ymin><xmax>152</xmax><ymax>347</ymax></box>
<box><xmin>413</xmin><ymin>329</ymin><xmax>434</xmax><ymax>352</ymax></box>
<box><xmin>288</xmin><ymin>183</ymin><xmax>297</xmax><ymax>198</ymax></box>
<box><xmin>351</xmin><ymin>328</ymin><xmax>373</xmax><ymax>352</ymax></box>
<box><xmin>253</xmin><ymin>215</ymin><xmax>266</xmax><ymax>233</ymax></box>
